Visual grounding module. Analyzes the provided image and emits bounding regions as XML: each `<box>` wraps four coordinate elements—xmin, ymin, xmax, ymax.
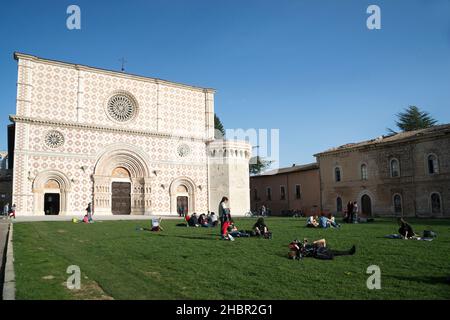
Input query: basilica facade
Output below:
<box><xmin>9</xmin><ymin>53</ymin><xmax>251</xmax><ymax>216</ymax></box>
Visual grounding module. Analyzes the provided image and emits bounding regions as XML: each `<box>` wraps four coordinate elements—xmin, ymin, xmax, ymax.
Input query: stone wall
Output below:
<box><xmin>317</xmin><ymin>135</ymin><xmax>450</xmax><ymax>217</ymax></box>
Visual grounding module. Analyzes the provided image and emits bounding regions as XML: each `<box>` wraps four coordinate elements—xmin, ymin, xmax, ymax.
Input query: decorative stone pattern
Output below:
<box><xmin>11</xmin><ymin>54</ymin><xmax>216</xmax><ymax>216</ymax></box>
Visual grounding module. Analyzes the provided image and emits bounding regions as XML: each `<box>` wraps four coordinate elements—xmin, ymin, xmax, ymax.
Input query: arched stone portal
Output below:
<box><xmin>33</xmin><ymin>170</ymin><xmax>72</xmax><ymax>215</ymax></box>
<box><xmin>93</xmin><ymin>145</ymin><xmax>152</xmax><ymax>215</ymax></box>
<box><xmin>169</xmin><ymin>177</ymin><xmax>196</xmax><ymax>215</ymax></box>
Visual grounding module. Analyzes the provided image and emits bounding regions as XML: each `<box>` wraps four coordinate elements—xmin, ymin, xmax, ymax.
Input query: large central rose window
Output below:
<box><xmin>107</xmin><ymin>93</ymin><xmax>137</xmax><ymax>122</ymax></box>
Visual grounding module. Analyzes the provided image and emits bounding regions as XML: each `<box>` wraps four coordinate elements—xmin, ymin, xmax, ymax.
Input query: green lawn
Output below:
<box><xmin>12</xmin><ymin>217</ymin><xmax>450</xmax><ymax>300</ymax></box>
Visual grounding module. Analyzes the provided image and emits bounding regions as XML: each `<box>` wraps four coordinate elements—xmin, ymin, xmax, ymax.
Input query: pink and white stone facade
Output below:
<box><xmin>11</xmin><ymin>53</ymin><xmax>251</xmax><ymax>216</ymax></box>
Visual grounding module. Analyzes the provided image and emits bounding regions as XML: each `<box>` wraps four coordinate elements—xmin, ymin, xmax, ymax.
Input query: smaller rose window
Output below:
<box><xmin>177</xmin><ymin>144</ymin><xmax>190</xmax><ymax>157</ymax></box>
<box><xmin>45</xmin><ymin>130</ymin><xmax>65</xmax><ymax>149</ymax></box>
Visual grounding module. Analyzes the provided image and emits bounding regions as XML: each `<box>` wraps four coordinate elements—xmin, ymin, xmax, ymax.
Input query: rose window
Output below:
<box><xmin>107</xmin><ymin>94</ymin><xmax>137</xmax><ymax>122</ymax></box>
<box><xmin>177</xmin><ymin>144</ymin><xmax>190</xmax><ymax>157</ymax></box>
<box><xmin>45</xmin><ymin>130</ymin><xmax>65</xmax><ymax>148</ymax></box>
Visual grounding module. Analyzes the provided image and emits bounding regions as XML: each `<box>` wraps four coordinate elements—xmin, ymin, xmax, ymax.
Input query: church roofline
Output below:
<box><xmin>13</xmin><ymin>52</ymin><xmax>216</xmax><ymax>94</ymax></box>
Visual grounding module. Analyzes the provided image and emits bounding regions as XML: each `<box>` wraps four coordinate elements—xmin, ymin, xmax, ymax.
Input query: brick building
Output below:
<box><xmin>250</xmin><ymin>163</ymin><xmax>320</xmax><ymax>216</ymax></box>
<box><xmin>314</xmin><ymin>124</ymin><xmax>450</xmax><ymax>217</ymax></box>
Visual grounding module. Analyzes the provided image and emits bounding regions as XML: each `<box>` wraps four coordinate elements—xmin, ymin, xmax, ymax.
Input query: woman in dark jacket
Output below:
<box><xmin>253</xmin><ymin>217</ymin><xmax>271</xmax><ymax>239</ymax></box>
<box><xmin>398</xmin><ymin>218</ymin><xmax>416</xmax><ymax>239</ymax></box>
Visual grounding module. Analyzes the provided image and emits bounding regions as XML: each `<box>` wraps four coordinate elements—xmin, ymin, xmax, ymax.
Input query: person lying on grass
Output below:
<box><xmin>136</xmin><ymin>218</ymin><xmax>164</xmax><ymax>232</ymax></box>
<box><xmin>227</xmin><ymin>220</ymin><xmax>250</xmax><ymax>238</ymax></box>
<box><xmin>288</xmin><ymin>238</ymin><xmax>356</xmax><ymax>260</ymax></box>
<box><xmin>253</xmin><ymin>217</ymin><xmax>272</xmax><ymax>239</ymax></box>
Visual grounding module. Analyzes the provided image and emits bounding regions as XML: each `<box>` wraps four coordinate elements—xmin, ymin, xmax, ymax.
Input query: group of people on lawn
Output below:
<box><xmin>184</xmin><ymin>212</ymin><xmax>219</xmax><ymax>228</ymax></box>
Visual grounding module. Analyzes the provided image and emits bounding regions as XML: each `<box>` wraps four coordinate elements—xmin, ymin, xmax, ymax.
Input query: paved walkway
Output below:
<box><xmin>0</xmin><ymin>219</ymin><xmax>10</xmax><ymax>299</ymax></box>
<box><xmin>8</xmin><ymin>215</ymin><xmax>183</xmax><ymax>223</ymax></box>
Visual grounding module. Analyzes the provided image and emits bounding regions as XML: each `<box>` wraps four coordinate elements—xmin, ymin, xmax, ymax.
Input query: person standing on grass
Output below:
<box><xmin>219</xmin><ymin>197</ymin><xmax>233</xmax><ymax>240</ymax></box>
<box><xmin>261</xmin><ymin>204</ymin><xmax>266</xmax><ymax>217</ymax></box>
<box><xmin>86</xmin><ymin>202</ymin><xmax>93</xmax><ymax>222</ymax></box>
<box><xmin>353</xmin><ymin>201</ymin><xmax>358</xmax><ymax>223</ymax></box>
<box><xmin>346</xmin><ymin>201</ymin><xmax>354</xmax><ymax>223</ymax></box>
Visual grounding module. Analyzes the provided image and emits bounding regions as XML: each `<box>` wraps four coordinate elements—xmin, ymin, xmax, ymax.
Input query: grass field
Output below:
<box><xmin>12</xmin><ymin>217</ymin><xmax>450</xmax><ymax>300</ymax></box>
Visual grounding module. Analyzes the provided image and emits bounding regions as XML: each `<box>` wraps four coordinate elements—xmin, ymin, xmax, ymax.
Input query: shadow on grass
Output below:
<box><xmin>139</xmin><ymin>232</ymin><xmax>220</xmax><ymax>241</ymax></box>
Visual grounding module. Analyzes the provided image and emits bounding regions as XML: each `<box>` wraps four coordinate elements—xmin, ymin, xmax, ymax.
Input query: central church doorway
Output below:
<box><xmin>111</xmin><ymin>182</ymin><xmax>131</xmax><ymax>215</ymax></box>
<box><xmin>177</xmin><ymin>196</ymin><xmax>189</xmax><ymax>216</ymax></box>
<box><xmin>44</xmin><ymin>193</ymin><xmax>60</xmax><ymax>215</ymax></box>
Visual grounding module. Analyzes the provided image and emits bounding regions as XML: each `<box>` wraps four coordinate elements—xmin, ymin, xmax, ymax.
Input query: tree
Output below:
<box><xmin>214</xmin><ymin>114</ymin><xmax>225</xmax><ymax>139</ymax></box>
<box><xmin>249</xmin><ymin>156</ymin><xmax>274</xmax><ymax>175</ymax></box>
<box><xmin>388</xmin><ymin>106</ymin><xmax>437</xmax><ymax>134</ymax></box>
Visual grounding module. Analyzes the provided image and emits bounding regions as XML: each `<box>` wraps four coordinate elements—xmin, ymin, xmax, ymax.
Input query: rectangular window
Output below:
<box><xmin>253</xmin><ymin>189</ymin><xmax>258</xmax><ymax>201</ymax></box>
<box><xmin>295</xmin><ymin>185</ymin><xmax>301</xmax><ymax>199</ymax></box>
<box><xmin>266</xmin><ymin>187</ymin><xmax>272</xmax><ymax>201</ymax></box>
<box><xmin>280</xmin><ymin>186</ymin><xmax>286</xmax><ymax>200</ymax></box>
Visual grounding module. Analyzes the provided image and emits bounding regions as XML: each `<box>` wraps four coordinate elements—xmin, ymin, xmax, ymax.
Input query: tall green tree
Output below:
<box><xmin>249</xmin><ymin>156</ymin><xmax>274</xmax><ymax>175</ymax></box>
<box><xmin>388</xmin><ymin>106</ymin><xmax>437</xmax><ymax>133</ymax></box>
<box><xmin>214</xmin><ymin>114</ymin><xmax>225</xmax><ymax>139</ymax></box>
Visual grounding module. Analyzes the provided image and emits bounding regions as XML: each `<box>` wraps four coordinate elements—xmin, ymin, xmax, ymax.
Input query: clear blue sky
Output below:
<box><xmin>1</xmin><ymin>0</ymin><xmax>449</xmax><ymax>168</ymax></box>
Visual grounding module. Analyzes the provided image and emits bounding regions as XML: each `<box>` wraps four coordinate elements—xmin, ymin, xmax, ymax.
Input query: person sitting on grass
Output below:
<box><xmin>253</xmin><ymin>217</ymin><xmax>272</xmax><ymax>239</ymax></box>
<box><xmin>151</xmin><ymin>217</ymin><xmax>164</xmax><ymax>232</ymax></box>
<box><xmin>198</xmin><ymin>213</ymin><xmax>206</xmax><ymax>225</ymax></box>
<box><xmin>188</xmin><ymin>213</ymin><xmax>200</xmax><ymax>227</ymax></box>
<box><xmin>398</xmin><ymin>218</ymin><xmax>417</xmax><ymax>239</ymax></box>
<box><xmin>319</xmin><ymin>215</ymin><xmax>340</xmax><ymax>228</ymax></box>
<box><xmin>221</xmin><ymin>219</ymin><xmax>235</xmax><ymax>241</ymax></box>
<box><xmin>306</xmin><ymin>215</ymin><xmax>319</xmax><ymax>228</ymax></box>
<box><xmin>82</xmin><ymin>213</ymin><xmax>93</xmax><ymax>224</ymax></box>
<box><xmin>209</xmin><ymin>212</ymin><xmax>218</xmax><ymax>227</ymax></box>
<box><xmin>288</xmin><ymin>237</ymin><xmax>356</xmax><ymax>260</ymax></box>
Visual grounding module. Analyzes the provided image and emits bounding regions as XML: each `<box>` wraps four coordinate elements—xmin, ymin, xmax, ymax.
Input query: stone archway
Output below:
<box><xmin>169</xmin><ymin>177</ymin><xmax>196</xmax><ymax>215</ymax></box>
<box><xmin>33</xmin><ymin>170</ymin><xmax>72</xmax><ymax>215</ymax></box>
<box><xmin>93</xmin><ymin>145</ymin><xmax>152</xmax><ymax>215</ymax></box>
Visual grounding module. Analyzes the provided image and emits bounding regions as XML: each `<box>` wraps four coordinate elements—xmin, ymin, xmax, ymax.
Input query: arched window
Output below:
<box><xmin>393</xmin><ymin>194</ymin><xmax>402</xmax><ymax>214</ymax></box>
<box><xmin>361</xmin><ymin>164</ymin><xmax>368</xmax><ymax>180</ymax></box>
<box><xmin>431</xmin><ymin>193</ymin><xmax>441</xmax><ymax>214</ymax></box>
<box><xmin>335</xmin><ymin>167</ymin><xmax>341</xmax><ymax>182</ymax></box>
<box><xmin>427</xmin><ymin>154</ymin><xmax>439</xmax><ymax>174</ymax></box>
<box><xmin>266</xmin><ymin>187</ymin><xmax>272</xmax><ymax>201</ymax></box>
<box><xmin>390</xmin><ymin>159</ymin><xmax>400</xmax><ymax>178</ymax></box>
<box><xmin>336</xmin><ymin>197</ymin><xmax>343</xmax><ymax>213</ymax></box>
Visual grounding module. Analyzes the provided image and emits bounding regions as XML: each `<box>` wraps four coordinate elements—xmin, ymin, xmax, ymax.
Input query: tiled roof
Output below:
<box><xmin>314</xmin><ymin>124</ymin><xmax>450</xmax><ymax>156</ymax></box>
<box><xmin>252</xmin><ymin>162</ymin><xmax>319</xmax><ymax>177</ymax></box>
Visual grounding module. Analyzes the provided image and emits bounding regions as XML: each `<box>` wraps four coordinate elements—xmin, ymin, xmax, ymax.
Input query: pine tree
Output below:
<box><xmin>388</xmin><ymin>106</ymin><xmax>437</xmax><ymax>133</ymax></box>
<box><xmin>214</xmin><ymin>114</ymin><xmax>225</xmax><ymax>139</ymax></box>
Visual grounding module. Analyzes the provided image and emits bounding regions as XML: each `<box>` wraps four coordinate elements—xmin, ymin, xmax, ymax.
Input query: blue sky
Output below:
<box><xmin>1</xmin><ymin>0</ymin><xmax>449</xmax><ymax>168</ymax></box>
